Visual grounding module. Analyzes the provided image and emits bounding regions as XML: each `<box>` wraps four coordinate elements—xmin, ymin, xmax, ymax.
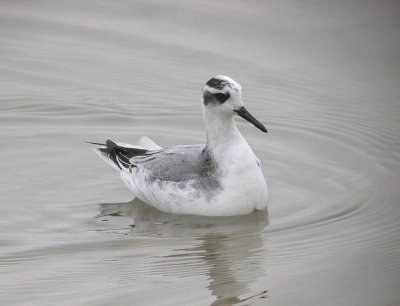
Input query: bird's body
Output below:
<box><xmin>92</xmin><ymin>75</ymin><xmax>268</xmax><ymax>216</ymax></box>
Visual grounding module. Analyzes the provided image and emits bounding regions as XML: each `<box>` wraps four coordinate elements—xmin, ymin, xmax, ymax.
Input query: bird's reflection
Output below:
<box><xmin>97</xmin><ymin>199</ymin><xmax>269</xmax><ymax>304</ymax></box>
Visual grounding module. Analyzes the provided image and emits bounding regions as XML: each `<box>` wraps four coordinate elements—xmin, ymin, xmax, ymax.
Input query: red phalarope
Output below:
<box><xmin>90</xmin><ymin>75</ymin><xmax>268</xmax><ymax>216</ymax></box>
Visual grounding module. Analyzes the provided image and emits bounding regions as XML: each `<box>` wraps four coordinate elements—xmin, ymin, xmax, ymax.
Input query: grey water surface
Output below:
<box><xmin>1</xmin><ymin>0</ymin><xmax>400</xmax><ymax>305</ymax></box>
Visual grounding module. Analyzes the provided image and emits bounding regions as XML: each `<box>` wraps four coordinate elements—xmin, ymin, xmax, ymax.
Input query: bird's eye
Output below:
<box><xmin>213</xmin><ymin>92</ymin><xmax>230</xmax><ymax>103</ymax></box>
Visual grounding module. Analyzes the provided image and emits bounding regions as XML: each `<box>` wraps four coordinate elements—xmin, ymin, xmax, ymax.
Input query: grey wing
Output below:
<box><xmin>130</xmin><ymin>144</ymin><xmax>208</xmax><ymax>182</ymax></box>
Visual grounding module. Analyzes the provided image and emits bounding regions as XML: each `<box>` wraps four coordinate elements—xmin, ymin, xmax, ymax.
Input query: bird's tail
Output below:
<box><xmin>89</xmin><ymin>139</ymin><xmax>148</xmax><ymax>171</ymax></box>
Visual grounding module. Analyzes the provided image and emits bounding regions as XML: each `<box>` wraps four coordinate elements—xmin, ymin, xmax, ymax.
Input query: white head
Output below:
<box><xmin>202</xmin><ymin>75</ymin><xmax>267</xmax><ymax>133</ymax></box>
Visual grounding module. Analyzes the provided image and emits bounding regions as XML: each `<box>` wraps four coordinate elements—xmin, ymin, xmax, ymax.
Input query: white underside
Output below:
<box><xmin>120</xmin><ymin>166</ymin><xmax>268</xmax><ymax>216</ymax></box>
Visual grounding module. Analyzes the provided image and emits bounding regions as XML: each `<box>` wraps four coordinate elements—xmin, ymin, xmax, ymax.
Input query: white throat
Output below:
<box><xmin>203</xmin><ymin>107</ymin><xmax>251</xmax><ymax>169</ymax></box>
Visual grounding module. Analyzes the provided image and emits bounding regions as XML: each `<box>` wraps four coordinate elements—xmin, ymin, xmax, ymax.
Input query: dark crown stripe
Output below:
<box><xmin>206</xmin><ymin>78</ymin><xmax>228</xmax><ymax>90</ymax></box>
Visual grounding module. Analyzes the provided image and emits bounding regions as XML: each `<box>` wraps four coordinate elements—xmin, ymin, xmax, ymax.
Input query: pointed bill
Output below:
<box><xmin>234</xmin><ymin>106</ymin><xmax>267</xmax><ymax>133</ymax></box>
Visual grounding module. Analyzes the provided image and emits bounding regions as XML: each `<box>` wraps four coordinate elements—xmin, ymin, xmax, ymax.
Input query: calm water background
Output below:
<box><xmin>1</xmin><ymin>0</ymin><xmax>399</xmax><ymax>305</ymax></box>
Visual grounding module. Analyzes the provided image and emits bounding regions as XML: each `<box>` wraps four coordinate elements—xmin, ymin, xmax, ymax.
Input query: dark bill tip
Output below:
<box><xmin>234</xmin><ymin>106</ymin><xmax>268</xmax><ymax>133</ymax></box>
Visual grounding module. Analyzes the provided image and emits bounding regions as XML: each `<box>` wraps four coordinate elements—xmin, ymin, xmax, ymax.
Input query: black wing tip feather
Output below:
<box><xmin>85</xmin><ymin>141</ymin><xmax>106</xmax><ymax>146</ymax></box>
<box><xmin>85</xmin><ymin>140</ymin><xmax>119</xmax><ymax>148</ymax></box>
<box><xmin>106</xmin><ymin>139</ymin><xmax>118</xmax><ymax>149</ymax></box>
<box><xmin>89</xmin><ymin>139</ymin><xmax>148</xmax><ymax>170</ymax></box>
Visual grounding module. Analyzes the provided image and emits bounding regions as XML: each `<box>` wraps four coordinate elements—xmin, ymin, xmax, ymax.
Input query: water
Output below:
<box><xmin>1</xmin><ymin>0</ymin><xmax>399</xmax><ymax>305</ymax></box>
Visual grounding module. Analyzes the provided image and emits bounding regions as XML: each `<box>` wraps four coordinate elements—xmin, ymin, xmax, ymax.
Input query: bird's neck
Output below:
<box><xmin>203</xmin><ymin>110</ymin><xmax>250</xmax><ymax>167</ymax></box>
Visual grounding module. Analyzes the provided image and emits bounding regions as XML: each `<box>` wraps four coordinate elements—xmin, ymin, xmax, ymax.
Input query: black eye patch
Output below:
<box><xmin>213</xmin><ymin>92</ymin><xmax>230</xmax><ymax>103</ymax></box>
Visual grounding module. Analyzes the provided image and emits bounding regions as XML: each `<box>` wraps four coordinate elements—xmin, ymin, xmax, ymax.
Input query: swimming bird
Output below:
<box><xmin>90</xmin><ymin>75</ymin><xmax>268</xmax><ymax>216</ymax></box>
